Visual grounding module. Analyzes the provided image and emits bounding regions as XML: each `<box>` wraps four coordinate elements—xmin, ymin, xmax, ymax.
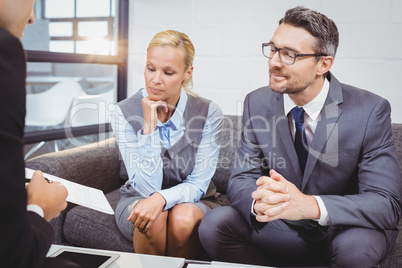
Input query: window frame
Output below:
<box><xmin>43</xmin><ymin>0</ymin><xmax>116</xmax><ymax>55</ymax></box>
<box><xmin>23</xmin><ymin>0</ymin><xmax>129</xmax><ymax>144</ymax></box>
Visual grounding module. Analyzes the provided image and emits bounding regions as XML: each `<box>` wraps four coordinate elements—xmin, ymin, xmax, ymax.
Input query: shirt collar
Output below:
<box><xmin>283</xmin><ymin>78</ymin><xmax>330</xmax><ymax>121</ymax></box>
<box><xmin>141</xmin><ymin>88</ymin><xmax>187</xmax><ymax>129</ymax></box>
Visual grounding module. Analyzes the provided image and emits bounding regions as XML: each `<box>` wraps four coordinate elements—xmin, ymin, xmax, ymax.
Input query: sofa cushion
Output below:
<box><xmin>211</xmin><ymin>115</ymin><xmax>241</xmax><ymax>193</ymax></box>
<box><xmin>64</xmin><ymin>188</ymin><xmax>133</xmax><ymax>252</ymax></box>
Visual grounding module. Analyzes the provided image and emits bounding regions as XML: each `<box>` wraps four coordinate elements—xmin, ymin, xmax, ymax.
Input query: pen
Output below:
<box><xmin>25</xmin><ymin>177</ymin><xmax>53</xmax><ymax>184</ymax></box>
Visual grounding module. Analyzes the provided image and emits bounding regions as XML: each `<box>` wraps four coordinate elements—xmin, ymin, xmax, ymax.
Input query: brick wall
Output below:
<box><xmin>128</xmin><ymin>0</ymin><xmax>402</xmax><ymax>123</ymax></box>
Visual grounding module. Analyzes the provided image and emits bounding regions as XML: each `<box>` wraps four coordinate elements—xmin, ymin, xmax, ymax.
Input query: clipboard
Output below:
<box><xmin>25</xmin><ymin>168</ymin><xmax>114</xmax><ymax>215</ymax></box>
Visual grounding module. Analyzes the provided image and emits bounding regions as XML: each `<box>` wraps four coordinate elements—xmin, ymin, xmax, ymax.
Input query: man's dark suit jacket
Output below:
<box><xmin>0</xmin><ymin>27</ymin><xmax>53</xmax><ymax>268</ymax></box>
<box><xmin>228</xmin><ymin>73</ymin><xmax>402</xmax><ymax>249</ymax></box>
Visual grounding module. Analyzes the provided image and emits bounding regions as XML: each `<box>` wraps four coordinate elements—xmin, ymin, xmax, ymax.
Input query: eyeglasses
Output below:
<box><xmin>262</xmin><ymin>43</ymin><xmax>327</xmax><ymax>65</ymax></box>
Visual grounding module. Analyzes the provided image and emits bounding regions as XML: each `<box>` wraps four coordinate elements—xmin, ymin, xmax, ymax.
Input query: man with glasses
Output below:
<box><xmin>199</xmin><ymin>6</ymin><xmax>401</xmax><ymax>267</ymax></box>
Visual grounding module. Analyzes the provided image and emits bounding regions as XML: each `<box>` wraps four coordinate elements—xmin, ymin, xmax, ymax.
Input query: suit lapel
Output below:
<box><xmin>302</xmin><ymin>73</ymin><xmax>344</xmax><ymax>190</ymax></box>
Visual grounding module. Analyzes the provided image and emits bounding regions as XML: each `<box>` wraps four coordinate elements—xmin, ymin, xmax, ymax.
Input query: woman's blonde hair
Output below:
<box><xmin>147</xmin><ymin>30</ymin><xmax>197</xmax><ymax>96</ymax></box>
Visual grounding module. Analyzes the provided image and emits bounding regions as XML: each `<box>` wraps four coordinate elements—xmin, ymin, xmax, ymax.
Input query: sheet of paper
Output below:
<box><xmin>25</xmin><ymin>168</ymin><xmax>114</xmax><ymax>215</ymax></box>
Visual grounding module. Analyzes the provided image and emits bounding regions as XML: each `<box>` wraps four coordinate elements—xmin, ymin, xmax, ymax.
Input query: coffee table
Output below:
<box><xmin>47</xmin><ymin>244</ymin><xmax>185</xmax><ymax>267</ymax></box>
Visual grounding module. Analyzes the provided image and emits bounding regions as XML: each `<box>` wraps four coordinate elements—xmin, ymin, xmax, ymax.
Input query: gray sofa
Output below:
<box><xmin>26</xmin><ymin>115</ymin><xmax>402</xmax><ymax>267</ymax></box>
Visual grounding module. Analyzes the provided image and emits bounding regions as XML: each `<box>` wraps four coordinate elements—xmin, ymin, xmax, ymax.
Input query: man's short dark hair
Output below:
<box><xmin>279</xmin><ymin>6</ymin><xmax>339</xmax><ymax>58</ymax></box>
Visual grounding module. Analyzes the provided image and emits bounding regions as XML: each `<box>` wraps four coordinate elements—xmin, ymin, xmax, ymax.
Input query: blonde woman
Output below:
<box><xmin>111</xmin><ymin>30</ymin><xmax>225</xmax><ymax>259</ymax></box>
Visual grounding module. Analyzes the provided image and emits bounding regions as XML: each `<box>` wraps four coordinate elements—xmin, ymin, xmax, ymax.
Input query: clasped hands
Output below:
<box><xmin>252</xmin><ymin>169</ymin><xmax>320</xmax><ymax>223</ymax></box>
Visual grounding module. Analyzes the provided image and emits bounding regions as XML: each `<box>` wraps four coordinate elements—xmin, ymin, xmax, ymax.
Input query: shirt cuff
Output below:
<box><xmin>313</xmin><ymin>195</ymin><xmax>330</xmax><ymax>226</ymax></box>
<box><xmin>251</xmin><ymin>199</ymin><xmax>257</xmax><ymax>217</ymax></box>
<box><xmin>157</xmin><ymin>189</ymin><xmax>175</xmax><ymax>210</ymax></box>
<box><xmin>27</xmin><ymin>204</ymin><xmax>44</xmax><ymax>218</ymax></box>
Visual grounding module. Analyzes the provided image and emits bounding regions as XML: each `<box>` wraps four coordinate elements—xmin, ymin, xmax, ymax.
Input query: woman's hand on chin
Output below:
<box><xmin>142</xmin><ymin>96</ymin><xmax>168</xmax><ymax>135</ymax></box>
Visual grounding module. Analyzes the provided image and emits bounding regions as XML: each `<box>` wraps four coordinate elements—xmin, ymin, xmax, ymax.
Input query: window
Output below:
<box><xmin>22</xmin><ymin>0</ymin><xmax>128</xmax><ymax>158</ymax></box>
<box><xmin>26</xmin><ymin>0</ymin><xmax>117</xmax><ymax>55</ymax></box>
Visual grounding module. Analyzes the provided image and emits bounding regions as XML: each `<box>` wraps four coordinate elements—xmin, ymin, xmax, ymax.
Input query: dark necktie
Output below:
<box><xmin>291</xmin><ymin>107</ymin><xmax>308</xmax><ymax>174</ymax></box>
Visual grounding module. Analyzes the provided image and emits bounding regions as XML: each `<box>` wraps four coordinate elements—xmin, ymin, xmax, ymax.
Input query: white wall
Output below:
<box><xmin>128</xmin><ymin>0</ymin><xmax>402</xmax><ymax>123</ymax></box>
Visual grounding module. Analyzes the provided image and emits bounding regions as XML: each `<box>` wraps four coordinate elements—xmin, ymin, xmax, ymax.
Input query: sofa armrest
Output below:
<box><xmin>25</xmin><ymin>137</ymin><xmax>122</xmax><ymax>245</ymax></box>
<box><xmin>25</xmin><ymin>137</ymin><xmax>121</xmax><ymax>193</ymax></box>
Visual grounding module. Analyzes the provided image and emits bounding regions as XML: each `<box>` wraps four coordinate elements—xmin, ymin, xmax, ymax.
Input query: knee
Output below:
<box><xmin>199</xmin><ymin>206</ymin><xmax>238</xmax><ymax>241</ymax></box>
<box><xmin>169</xmin><ymin>206</ymin><xmax>201</xmax><ymax>241</ymax></box>
<box><xmin>141</xmin><ymin>224</ymin><xmax>164</xmax><ymax>242</ymax></box>
<box><xmin>137</xmin><ymin>212</ymin><xmax>168</xmax><ymax>243</ymax></box>
<box><xmin>331</xmin><ymin>245</ymin><xmax>381</xmax><ymax>267</ymax></box>
<box><xmin>330</xmin><ymin>228</ymin><xmax>386</xmax><ymax>267</ymax></box>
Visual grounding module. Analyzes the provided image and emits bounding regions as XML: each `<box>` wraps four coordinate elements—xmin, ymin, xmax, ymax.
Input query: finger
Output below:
<box><xmin>251</xmin><ymin>189</ymin><xmax>267</xmax><ymax>200</ymax></box>
<box><xmin>142</xmin><ymin>220</ymin><xmax>152</xmax><ymax>234</ymax></box>
<box><xmin>270</xmin><ymin>169</ymin><xmax>286</xmax><ymax>183</ymax></box>
<box><xmin>253</xmin><ymin>201</ymin><xmax>268</xmax><ymax>215</ymax></box>
<box><xmin>30</xmin><ymin>171</ymin><xmax>47</xmax><ymax>185</ymax></box>
<box><xmin>127</xmin><ymin>208</ymin><xmax>135</xmax><ymax>221</ymax></box>
<box><xmin>51</xmin><ymin>183</ymin><xmax>68</xmax><ymax>210</ymax></box>
<box><xmin>132</xmin><ymin>216</ymin><xmax>142</xmax><ymax>229</ymax></box>
<box><xmin>256</xmin><ymin>176</ymin><xmax>270</xmax><ymax>186</ymax></box>
<box><xmin>52</xmin><ymin>181</ymin><xmax>68</xmax><ymax>194</ymax></box>
<box><xmin>256</xmin><ymin>176</ymin><xmax>288</xmax><ymax>193</ymax></box>
<box><xmin>256</xmin><ymin>214</ymin><xmax>272</xmax><ymax>222</ymax></box>
<box><xmin>135</xmin><ymin>216</ymin><xmax>149</xmax><ymax>233</ymax></box>
<box><xmin>138</xmin><ymin>218</ymin><xmax>148</xmax><ymax>229</ymax></box>
<box><xmin>254</xmin><ymin>201</ymin><xmax>287</xmax><ymax>216</ymax></box>
<box><xmin>31</xmin><ymin>170</ymin><xmax>44</xmax><ymax>179</ymax></box>
<box><xmin>252</xmin><ymin>189</ymin><xmax>281</xmax><ymax>200</ymax></box>
<box><xmin>132</xmin><ymin>220</ymin><xmax>139</xmax><ymax>230</ymax></box>
<box><xmin>259</xmin><ymin>182</ymin><xmax>287</xmax><ymax>193</ymax></box>
<box><xmin>260</xmin><ymin>193</ymin><xmax>290</xmax><ymax>204</ymax></box>
<box><xmin>255</xmin><ymin>207</ymin><xmax>286</xmax><ymax>222</ymax></box>
<box><xmin>141</xmin><ymin>97</ymin><xmax>153</xmax><ymax>109</ymax></box>
<box><xmin>153</xmin><ymin>100</ymin><xmax>168</xmax><ymax>113</ymax></box>
<box><xmin>142</xmin><ymin>98</ymin><xmax>163</xmax><ymax>115</ymax></box>
<box><xmin>131</xmin><ymin>211</ymin><xmax>140</xmax><ymax>227</ymax></box>
<box><xmin>263</xmin><ymin>202</ymin><xmax>289</xmax><ymax>217</ymax></box>
<box><xmin>256</xmin><ymin>178</ymin><xmax>288</xmax><ymax>194</ymax></box>
<box><xmin>143</xmin><ymin>98</ymin><xmax>165</xmax><ymax>110</ymax></box>
<box><xmin>161</xmin><ymin>101</ymin><xmax>169</xmax><ymax>113</ymax></box>
<box><xmin>138</xmin><ymin>220</ymin><xmax>149</xmax><ymax>234</ymax></box>
<box><xmin>128</xmin><ymin>200</ymin><xmax>142</xmax><ymax>221</ymax></box>
<box><xmin>255</xmin><ymin>186</ymin><xmax>275</xmax><ymax>196</ymax></box>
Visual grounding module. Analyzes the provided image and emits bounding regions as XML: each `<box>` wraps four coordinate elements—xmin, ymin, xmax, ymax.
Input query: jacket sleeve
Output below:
<box><xmin>322</xmin><ymin>98</ymin><xmax>402</xmax><ymax>230</ymax></box>
<box><xmin>0</xmin><ymin>27</ymin><xmax>53</xmax><ymax>268</ymax></box>
<box><xmin>227</xmin><ymin>93</ymin><xmax>267</xmax><ymax>226</ymax></box>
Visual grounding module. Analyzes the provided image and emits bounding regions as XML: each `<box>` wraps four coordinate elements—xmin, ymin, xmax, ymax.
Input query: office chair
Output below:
<box><xmin>67</xmin><ymin>88</ymin><xmax>115</xmax><ymax>127</ymax></box>
<box><xmin>24</xmin><ymin>80</ymin><xmax>85</xmax><ymax>159</ymax></box>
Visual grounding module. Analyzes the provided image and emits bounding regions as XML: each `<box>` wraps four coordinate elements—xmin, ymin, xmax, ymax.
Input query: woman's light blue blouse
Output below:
<box><xmin>111</xmin><ymin>88</ymin><xmax>223</xmax><ymax>210</ymax></box>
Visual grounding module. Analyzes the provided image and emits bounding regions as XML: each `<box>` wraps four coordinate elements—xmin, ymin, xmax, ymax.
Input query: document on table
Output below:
<box><xmin>25</xmin><ymin>168</ymin><xmax>114</xmax><ymax>215</ymax></box>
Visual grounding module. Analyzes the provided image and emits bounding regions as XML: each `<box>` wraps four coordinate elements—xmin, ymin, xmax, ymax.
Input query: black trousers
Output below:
<box><xmin>199</xmin><ymin>206</ymin><xmax>387</xmax><ymax>268</ymax></box>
